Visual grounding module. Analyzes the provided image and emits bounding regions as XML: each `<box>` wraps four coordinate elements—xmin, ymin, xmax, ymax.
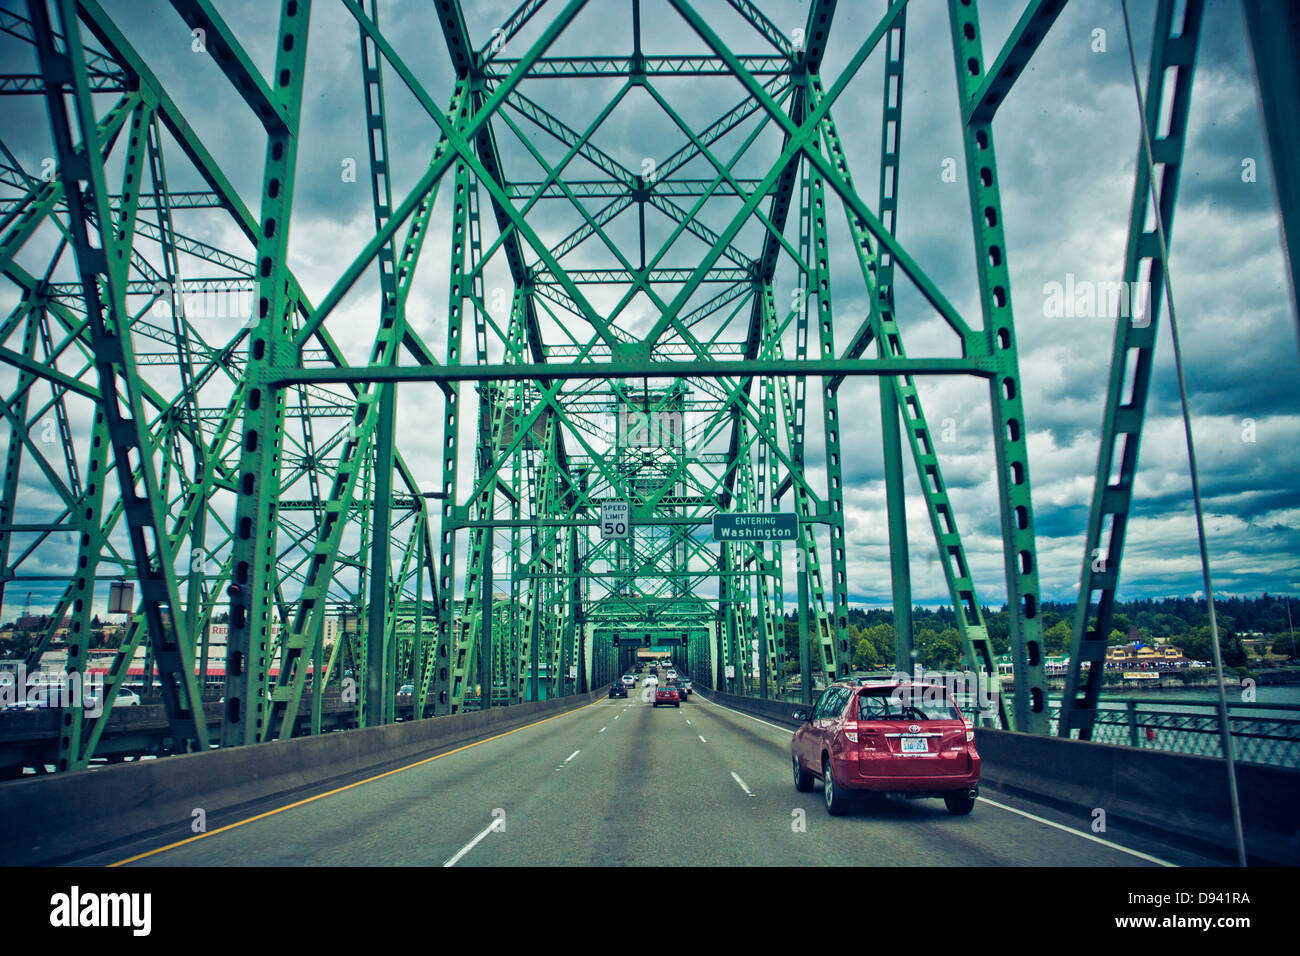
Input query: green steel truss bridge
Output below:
<box><xmin>0</xmin><ymin>0</ymin><xmax>1290</xmax><ymax>778</ymax></box>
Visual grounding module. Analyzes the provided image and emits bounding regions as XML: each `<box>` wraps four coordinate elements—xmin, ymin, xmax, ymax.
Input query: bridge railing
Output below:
<box><xmin>758</xmin><ymin>685</ymin><xmax>1300</xmax><ymax>768</ymax></box>
<box><xmin>1047</xmin><ymin>698</ymin><xmax>1300</xmax><ymax>768</ymax></box>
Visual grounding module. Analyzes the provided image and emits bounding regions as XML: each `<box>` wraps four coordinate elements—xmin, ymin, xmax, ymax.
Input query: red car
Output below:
<box><xmin>791</xmin><ymin>680</ymin><xmax>980</xmax><ymax>816</ymax></box>
<box><xmin>653</xmin><ymin>685</ymin><xmax>680</xmax><ymax>708</ymax></box>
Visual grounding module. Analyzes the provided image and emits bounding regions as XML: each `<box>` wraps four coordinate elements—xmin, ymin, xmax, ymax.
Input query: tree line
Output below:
<box><xmin>777</xmin><ymin>593</ymin><xmax>1299</xmax><ymax>673</ymax></box>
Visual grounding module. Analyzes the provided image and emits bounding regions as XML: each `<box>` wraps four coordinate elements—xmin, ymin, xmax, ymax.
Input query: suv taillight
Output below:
<box><xmin>842</xmin><ymin>721</ymin><xmax>858</xmax><ymax>743</ymax></box>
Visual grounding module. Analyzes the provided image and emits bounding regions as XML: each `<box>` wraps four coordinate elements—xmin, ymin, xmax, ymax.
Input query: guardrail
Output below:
<box><xmin>0</xmin><ymin>694</ymin><xmax>361</xmax><ymax>778</ymax></box>
<box><xmin>1048</xmin><ymin>699</ymin><xmax>1300</xmax><ymax>768</ymax></box>
<box><xmin>767</xmin><ymin>684</ymin><xmax>1300</xmax><ymax>768</ymax></box>
<box><xmin>0</xmin><ymin>688</ymin><xmax>564</xmax><ymax>777</ymax></box>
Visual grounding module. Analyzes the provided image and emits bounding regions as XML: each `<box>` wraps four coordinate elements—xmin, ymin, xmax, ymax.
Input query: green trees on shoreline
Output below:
<box><xmin>777</xmin><ymin>593</ymin><xmax>1296</xmax><ymax>673</ymax></box>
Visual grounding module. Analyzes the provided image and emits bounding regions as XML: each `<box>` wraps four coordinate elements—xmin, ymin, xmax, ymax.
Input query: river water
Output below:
<box><xmin>1084</xmin><ymin>683</ymin><xmax>1300</xmax><ymax>719</ymax></box>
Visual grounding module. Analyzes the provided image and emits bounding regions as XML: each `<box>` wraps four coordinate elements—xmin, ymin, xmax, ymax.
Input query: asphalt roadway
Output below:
<box><xmin>93</xmin><ymin>685</ymin><xmax>1224</xmax><ymax>867</ymax></box>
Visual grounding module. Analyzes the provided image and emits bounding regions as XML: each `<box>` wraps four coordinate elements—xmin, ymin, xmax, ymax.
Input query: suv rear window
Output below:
<box><xmin>858</xmin><ymin>686</ymin><xmax>961</xmax><ymax>721</ymax></box>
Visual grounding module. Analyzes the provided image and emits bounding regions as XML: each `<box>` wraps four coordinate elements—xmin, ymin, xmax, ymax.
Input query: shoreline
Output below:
<box><xmin>1001</xmin><ymin>674</ymin><xmax>1300</xmax><ymax>695</ymax></box>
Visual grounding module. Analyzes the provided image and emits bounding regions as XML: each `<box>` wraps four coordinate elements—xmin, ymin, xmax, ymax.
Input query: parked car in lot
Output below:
<box><xmin>653</xmin><ymin>685</ymin><xmax>680</xmax><ymax>708</ymax></box>
<box><xmin>791</xmin><ymin>679</ymin><xmax>979</xmax><ymax>816</ymax></box>
<box><xmin>609</xmin><ymin>682</ymin><xmax>628</xmax><ymax>698</ymax></box>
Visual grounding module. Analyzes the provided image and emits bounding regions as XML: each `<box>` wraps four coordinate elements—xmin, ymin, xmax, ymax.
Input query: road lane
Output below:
<box><xmin>105</xmin><ymin>682</ymin><xmax>1224</xmax><ymax>867</ymax></box>
<box><xmin>121</xmin><ymin>696</ymin><xmax>619</xmax><ymax>866</ymax></box>
<box><xmin>689</xmin><ymin>692</ymin><xmax>1221</xmax><ymax>867</ymax></box>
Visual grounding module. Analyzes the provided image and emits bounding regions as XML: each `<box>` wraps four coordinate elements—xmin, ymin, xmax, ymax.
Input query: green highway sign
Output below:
<box><xmin>712</xmin><ymin>512</ymin><xmax>797</xmax><ymax>541</ymax></box>
<box><xmin>601</xmin><ymin>630</ymin><xmax>702</xmax><ymax>646</ymax></box>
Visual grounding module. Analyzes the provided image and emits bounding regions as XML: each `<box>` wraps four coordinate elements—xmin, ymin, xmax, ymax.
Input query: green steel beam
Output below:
<box><xmin>168</xmin><ymin>0</ymin><xmax>290</xmax><ymax>134</ymax></box>
<box><xmin>948</xmin><ymin>0</ymin><xmax>1048</xmax><ymax>732</ymax></box>
<box><xmin>1059</xmin><ymin>0</ymin><xmax>1203</xmax><ymax>739</ymax></box>
<box><xmin>221</xmin><ymin>0</ymin><xmax>311</xmax><ymax>747</ymax></box>
<box><xmin>277</xmin><ymin>357</ymin><xmax>994</xmax><ymax>386</ymax></box>
<box><xmin>1243</xmin><ymin>1</ymin><xmax>1300</xmax><ymax>337</ymax></box>
<box><xmin>965</xmin><ymin>0</ymin><xmax>1069</xmax><ymax>125</ymax></box>
<box><xmin>32</xmin><ymin>0</ymin><xmax>208</xmax><ymax>750</ymax></box>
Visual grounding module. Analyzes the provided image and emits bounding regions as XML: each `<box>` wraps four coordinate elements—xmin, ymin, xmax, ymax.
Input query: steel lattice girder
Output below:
<box><xmin>0</xmin><ymin>0</ymin><xmax>1155</xmax><ymax>774</ymax></box>
<box><xmin>1059</xmin><ymin>0</ymin><xmax>1205</xmax><ymax>739</ymax></box>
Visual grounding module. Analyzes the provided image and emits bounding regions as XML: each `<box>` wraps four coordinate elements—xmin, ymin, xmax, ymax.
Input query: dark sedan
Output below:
<box><xmin>608</xmin><ymin>682</ymin><xmax>628</xmax><ymax>698</ymax></box>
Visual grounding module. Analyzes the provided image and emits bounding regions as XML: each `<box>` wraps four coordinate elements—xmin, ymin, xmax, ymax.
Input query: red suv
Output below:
<box><xmin>791</xmin><ymin>680</ymin><xmax>980</xmax><ymax>816</ymax></box>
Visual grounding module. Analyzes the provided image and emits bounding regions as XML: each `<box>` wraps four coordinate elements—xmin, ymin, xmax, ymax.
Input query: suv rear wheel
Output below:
<box><xmin>793</xmin><ymin>756</ymin><xmax>813</xmax><ymax>792</ymax></box>
<box><xmin>944</xmin><ymin>792</ymin><xmax>976</xmax><ymax>815</ymax></box>
<box><xmin>823</xmin><ymin>756</ymin><xmax>850</xmax><ymax>816</ymax></box>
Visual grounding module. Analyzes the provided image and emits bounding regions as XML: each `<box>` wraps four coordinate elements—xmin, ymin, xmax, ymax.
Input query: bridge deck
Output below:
<box><xmin>86</xmin><ymin>693</ymin><xmax>1221</xmax><ymax>868</ymax></box>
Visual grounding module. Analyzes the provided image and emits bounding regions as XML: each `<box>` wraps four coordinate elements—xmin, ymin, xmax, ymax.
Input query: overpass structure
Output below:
<box><xmin>0</xmin><ymin>0</ymin><xmax>1296</xmax><ymax>868</ymax></box>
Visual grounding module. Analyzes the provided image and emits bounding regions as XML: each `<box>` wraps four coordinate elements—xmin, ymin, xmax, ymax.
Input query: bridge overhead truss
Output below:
<box><xmin>4</xmin><ymin>0</ymin><xmax>1204</xmax><ymax>772</ymax></box>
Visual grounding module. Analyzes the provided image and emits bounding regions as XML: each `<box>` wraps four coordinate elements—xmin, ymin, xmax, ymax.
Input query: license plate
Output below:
<box><xmin>901</xmin><ymin>737</ymin><xmax>928</xmax><ymax>754</ymax></box>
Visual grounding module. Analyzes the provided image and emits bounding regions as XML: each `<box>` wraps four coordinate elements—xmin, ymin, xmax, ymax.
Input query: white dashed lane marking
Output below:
<box><xmin>730</xmin><ymin>772</ymin><xmax>755</xmax><ymax>797</ymax></box>
<box><xmin>444</xmin><ymin>815</ymin><xmax>503</xmax><ymax>867</ymax></box>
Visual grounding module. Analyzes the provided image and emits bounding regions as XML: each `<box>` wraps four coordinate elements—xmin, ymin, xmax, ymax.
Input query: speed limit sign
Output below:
<box><xmin>601</xmin><ymin>501</ymin><xmax>630</xmax><ymax>540</ymax></box>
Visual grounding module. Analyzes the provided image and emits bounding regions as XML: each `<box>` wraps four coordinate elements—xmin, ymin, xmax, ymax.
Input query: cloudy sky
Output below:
<box><xmin>0</xmin><ymin>0</ymin><xmax>1296</xmax><ymax>625</ymax></box>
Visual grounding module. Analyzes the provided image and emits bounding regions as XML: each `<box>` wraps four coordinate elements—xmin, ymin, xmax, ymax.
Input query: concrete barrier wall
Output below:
<box><xmin>0</xmin><ymin>690</ymin><xmax>602</xmax><ymax>866</ymax></box>
<box><xmin>696</xmin><ymin>687</ymin><xmax>803</xmax><ymax>728</ymax></box>
<box><xmin>698</xmin><ymin>687</ymin><xmax>1300</xmax><ymax>865</ymax></box>
<box><xmin>974</xmin><ymin>728</ymin><xmax>1300</xmax><ymax>866</ymax></box>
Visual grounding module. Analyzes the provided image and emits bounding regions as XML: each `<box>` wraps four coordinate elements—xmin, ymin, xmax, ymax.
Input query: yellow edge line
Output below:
<box><xmin>107</xmin><ymin>696</ymin><xmax>607</xmax><ymax>867</ymax></box>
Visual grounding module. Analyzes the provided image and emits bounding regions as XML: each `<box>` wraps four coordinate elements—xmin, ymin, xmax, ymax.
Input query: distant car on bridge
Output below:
<box><xmin>792</xmin><ymin>679</ymin><xmax>980</xmax><ymax>816</ymax></box>
<box><xmin>609</xmin><ymin>682</ymin><xmax>628</xmax><ymax>699</ymax></box>
<box><xmin>82</xmin><ymin>686</ymin><xmax>142</xmax><ymax>710</ymax></box>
